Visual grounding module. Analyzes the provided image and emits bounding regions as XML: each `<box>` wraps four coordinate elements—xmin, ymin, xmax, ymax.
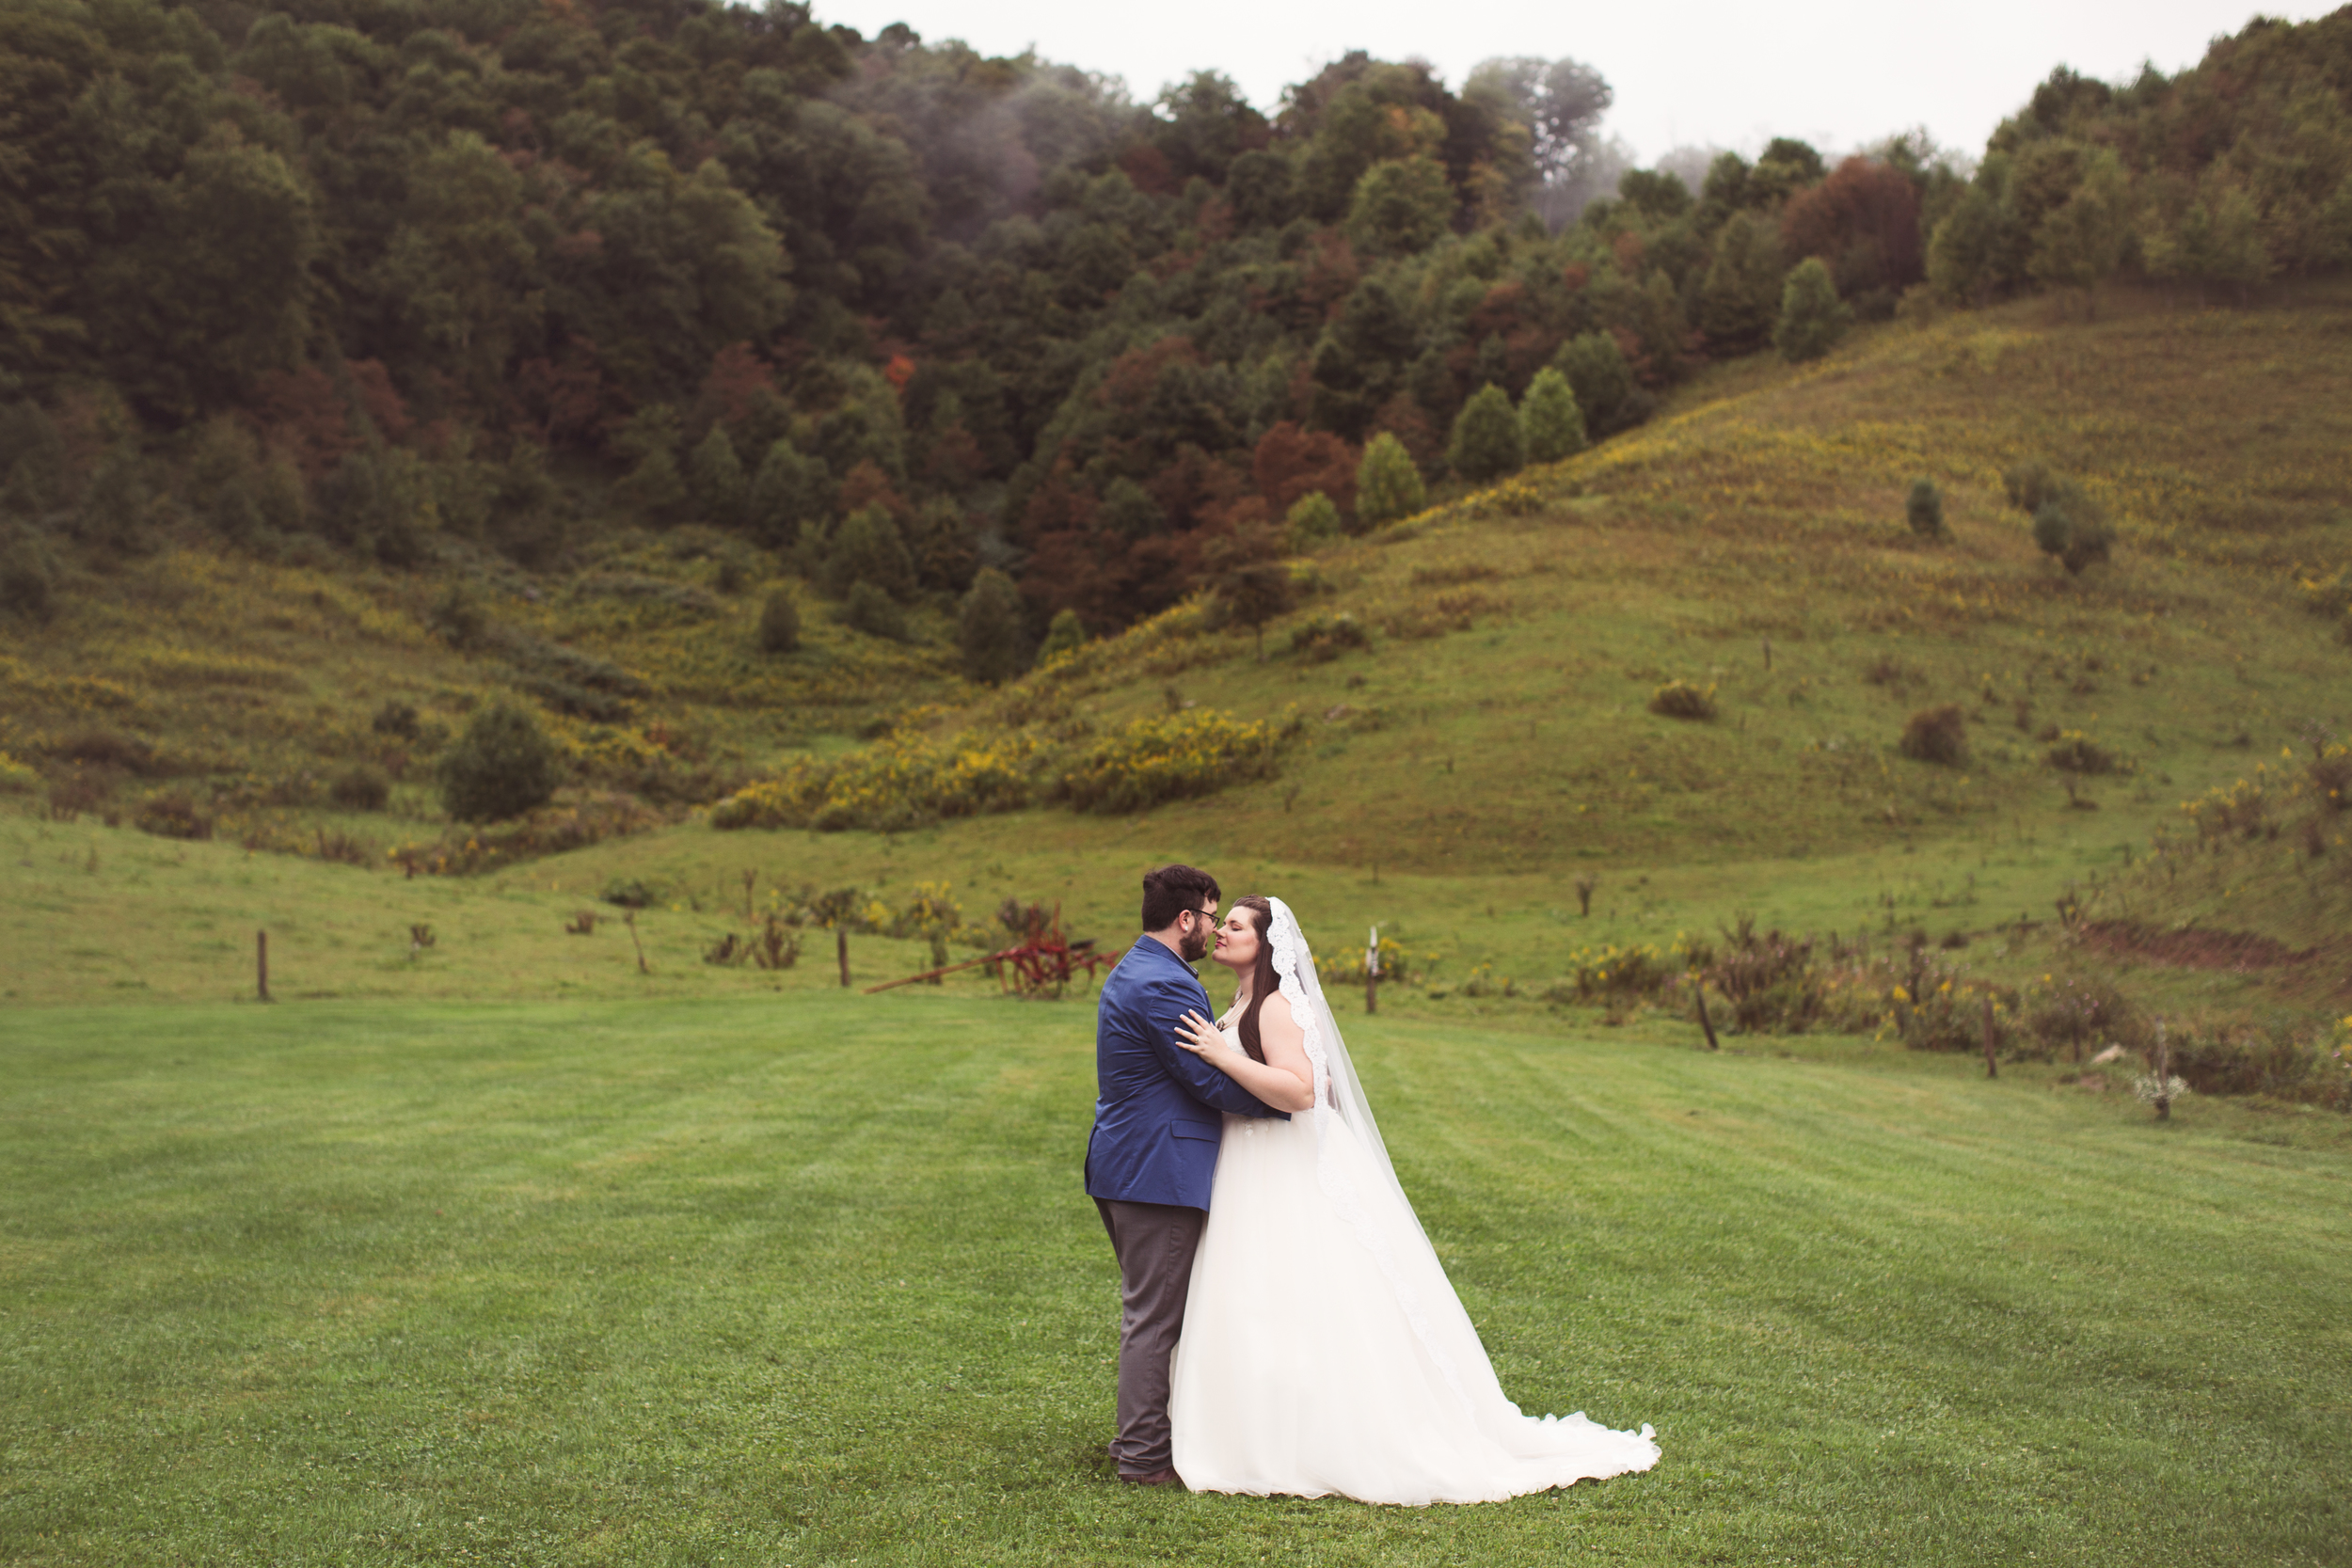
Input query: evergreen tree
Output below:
<box><xmin>1038</xmin><ymin>607</ymin><xmax>1087</xmax><ymax>663</ymax></box>
<box><xmin>688</xmin><ymin>426</ymin><xmax>746</xmax><ymax>528</ymax></box>
<box><xmin>1554</xmin><ymin>332</ymin><xmax>1634</xmax><ymax>436</ymax></box>
<box><xmin>748</xmin><ymin>439</ymin><xmax>831</xmax><ymax>548</ymax></box>
<box><xmin>1285</xmin><ymin>491</ymin><xmax>1342</xmax><ymax>547</ymax></box>
<box><xmin>757</xmin><ymin>588</ymin><xmax>800</xmax><ymax>653</ymax></box>
<box><xmin>822</xmin><ymin>505</ymin><xmax>914</xmax><ymax>600</ymax></box>
<box><xmin>1774</xmin><ymin>258</ymin><xmax>1851</xmax><ymax>362</ymax></box>
<box><xmin>1446</xmin><ymin>385</ymin><xmax>1525</xmax><ymax>483</ymax></box>
<box><xmin>438</xmin><ymin>701</ymin><xmax>561</xmax><ymax>823</ymax></box>
<box><xmin>1697</xmin><ymin>211</ymin><xmax>1786</xmax><ymax>352</ymax></box>
<box><xmin>958</xmin><ymin>568</ymin><xmax>1029</xmax><ymax>685</ymax></box>
<box><xmin>1519</xmin><ymin>367</ymin><xmax>1587</xmax><ymax>463</ymax></box>
<box><xmin>1356</xmin><ymin>433</ymin><xmax>1427</xmax><ymax>528</ymax></box>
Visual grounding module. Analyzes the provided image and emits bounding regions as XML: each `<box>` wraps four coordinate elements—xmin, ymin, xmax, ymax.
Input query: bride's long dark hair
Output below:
<box><xmin>1233</xmin><ymin>895</ymin><xmax>1277</xmax><ymax>1064</ymax></box>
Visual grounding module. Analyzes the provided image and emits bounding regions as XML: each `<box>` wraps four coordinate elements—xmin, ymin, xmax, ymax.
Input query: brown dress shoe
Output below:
<box><xmin>1119</xmin><ymin>1467</ymin><xmax>1183</xmax><ymax>1487</ymax></box>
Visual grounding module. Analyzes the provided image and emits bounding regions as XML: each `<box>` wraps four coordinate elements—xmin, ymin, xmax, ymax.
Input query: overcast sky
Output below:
<box><xmin>812</xmin><ymin>1</ymin><xmax>2337</xmax><ymax>164</ymax></box>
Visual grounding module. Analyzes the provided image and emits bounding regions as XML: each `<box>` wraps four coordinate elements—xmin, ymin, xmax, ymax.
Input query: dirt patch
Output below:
<box><xmin>2079</xmin><ymin>921</ymin><xmax>2312</xmax><ymax>971</ymax></box>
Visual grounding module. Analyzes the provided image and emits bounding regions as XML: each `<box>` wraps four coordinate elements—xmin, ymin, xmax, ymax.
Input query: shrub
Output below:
<box><xmin>2031</xmin><ymin>499</ymin><xmax>2074</xmax><ymax>559</ymax></box>
<box><xmin>1356</xmin><ymin>432</ymin><xmax>1426</xmax><ymax>528</ymax></box>
<box><xmin>1905</xmin><ymin>478</ymin><xmax>1945</xmax><ymax>538</ymax></box>
<box><xmin>1285</xmin><ymin>491</ymin><xmax>1342</xmax><ymax>548</ymax></box>
<box><xmin>437</xmin><ymin>700</ymin><xmax>562</xmax><ymax>823</ymax></box>
<box><xmin>1774</xmin><ymin>258</ymin><xmax>1851</xmax><ymax>362</ymax></box>
<box><xmin>1446</xmin><ymin>384</ymin><xmax>1525</xmax><ymax>483</ymax></box>
<box><xmin>134</xmin><ymin>790</ymin><xmax>213</xmax><ymax>840</ymax></box>
<box><xmin>2169</xmin><ymin>1024</ymin><xmax>2348</xmax><ymax>1105</ymax></box>
<box><xmin>600</xmin><ymin>876</ymin><xmax>660</xmax><ymax>909</ymax></box>
<box><xmin>1648</xmin><ymin>680</ymin><xmax>1718</xmax><ymax>721</ymax></box>
<box><xmin>1704</xmin><ymin>918</ymin><xmax>1822</xmax><ymax>1033</ymax></box>
<box><xmin>1288</xmin><ymin>612</ymin><xmax>1372</xmax><ymax>662</ymax></box>
<box><xmin>2025</xmin><ymin>975</ymin><xmax>2139</xmax><ymax>1062</ymax></box>
<box><xmin>2045</xmin><ymin>731</ymin><xmax>2119</xmax><ymax>774</ymax></box>
<box><xmin>329</xmin><ymin>765</ymin><xmax>391</xmax><ymax>811</ymax></box>
<box><xmin>958</xmin><ymin>568</ymin><xmax>1029</xmax><ymax>685</ymax></box>
<box><xmin>1519</xmin><ymin>367</ymin><xmax>1588</xmax><ymax>464</ymax></box>
<box><xmin>1554</xmin><ymin>331</ymin><xmax>1637</xmax><ymax>436</ymax></box>
<box><xmin>372</xmin><ymin>699</ymin><xmax>421</xmax><ymax>739</ymax></box>
<box><xmin>1038</xmin><ymin>607</ymin><xmax>1087</xmax><ymax>665</ymax></box>
<box><xmin>749</xmin><ymin>438</ymin><xmax>832</xmax><ymax>546</ymax></box>
<box><xmin>1056</xmin><ymin>709</ymin><xmax>1292</xmax><ymax>816</ymax></box>
<box><xmin>1899</xmin><ymin>704</ymin><xmax>1969</xmax><ymax>766</ymax></box>
<box><xmin>388</xmin><ymin>793</ymin><xmax>661</xmax><ymax>876</ymax></box>
<box><xmin>711</xmin><ymin>730</ymin><xmax>1041</xmax><ymax>832</ymax></box>
<box><xmin>757</xmin><ymin>588</ymin><xmax>800</xmax><ymax>654</ymax></box>
<box><xmin>841</xmin><ymin>579</ymin><xmax>909</xmax><ymax>641</ymax></box>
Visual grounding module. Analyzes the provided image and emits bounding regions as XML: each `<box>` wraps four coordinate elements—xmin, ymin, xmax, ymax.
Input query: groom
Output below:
<box><xmin>1087</xmin><ymin>863</ymin><xmax>1287</xmax><ymax>1486</ymax></box>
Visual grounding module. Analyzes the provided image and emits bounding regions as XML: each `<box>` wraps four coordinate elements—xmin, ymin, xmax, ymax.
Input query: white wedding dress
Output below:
<box><xmin>1168</xmin><ymin>899</ymin><xmax>1660</xmax><ymax>1506</ymax></box>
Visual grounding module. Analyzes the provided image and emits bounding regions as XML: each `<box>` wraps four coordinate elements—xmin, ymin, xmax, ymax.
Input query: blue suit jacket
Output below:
<box><xmin>1085</xmin><ymin>936</ymin><xmax>1286</xmax><ymax>1210</ymax></box>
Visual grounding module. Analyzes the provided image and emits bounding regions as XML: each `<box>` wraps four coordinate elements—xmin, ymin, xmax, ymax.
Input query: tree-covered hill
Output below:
<box><xmin>8</xmin><ymin>2</ymin><xmax>2342</xmax><ymax>651</ymax></box>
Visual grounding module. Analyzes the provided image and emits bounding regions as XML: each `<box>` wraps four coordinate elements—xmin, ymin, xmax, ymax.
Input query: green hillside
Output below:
<box><xmin>8</xmin><ymin>286</ymin><xmax>2349</xmax><ymax>1091</ymax></box>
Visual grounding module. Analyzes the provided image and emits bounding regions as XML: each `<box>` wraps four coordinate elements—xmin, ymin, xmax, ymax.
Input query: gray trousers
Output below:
<box><xmin>1095</xmin><ymin>1196</ymin><xmax>1205</xmax><ymax>1476</ymax></box>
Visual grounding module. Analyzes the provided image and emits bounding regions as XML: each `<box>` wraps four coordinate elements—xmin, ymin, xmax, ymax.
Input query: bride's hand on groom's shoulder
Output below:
<box><xmin>1173</xmin><ymin>1009</ymin><xmax>1226</xmax><ymax>1057</ymax></box>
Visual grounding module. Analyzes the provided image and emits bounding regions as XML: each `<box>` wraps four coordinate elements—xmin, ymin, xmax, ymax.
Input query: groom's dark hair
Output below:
<box><xmin>1140</xmin><ymin>864</ymin><xmax>1220</xmax><ymax>932</ymax></box>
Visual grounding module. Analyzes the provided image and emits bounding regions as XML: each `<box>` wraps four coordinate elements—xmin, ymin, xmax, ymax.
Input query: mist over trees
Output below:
<box><xmin>2</xmin><ymin>1</ymin><xmax>2346</xmax><ymax>650</ymax></box>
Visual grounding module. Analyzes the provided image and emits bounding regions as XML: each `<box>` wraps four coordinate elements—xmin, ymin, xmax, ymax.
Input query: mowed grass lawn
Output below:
<box><xmin>2</xmin><ymin>993</ymin><xmax>2345</xmax><ymax>1566</ymax></box>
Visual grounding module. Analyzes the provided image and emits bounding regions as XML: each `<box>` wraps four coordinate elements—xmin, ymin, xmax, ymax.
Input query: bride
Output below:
<box><xmin>1165</xmin><ymin>895</ymin><xmax>1660</xmax><ymax>1505</ymax></box>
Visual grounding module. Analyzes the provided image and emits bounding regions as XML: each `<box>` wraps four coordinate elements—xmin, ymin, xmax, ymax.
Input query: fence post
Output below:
<box><xmin>256</xmin><ymin>929</ymin><xmax>272</xmax><ymax>1003</ymax></box>
<box><xmin>837</xmin><ymin>927</ymin><xmax>850</xmax><ymax>989</ymax></box>
<box><xmin>1981</xmin><ymin>995</ymin><xmax>1997</xmax><ymax>1079</ymax></box>
<box><xmin>1694</xmin><ymin>986</ymin><xmax>1720</xmax><ymax>1051</ymax></box>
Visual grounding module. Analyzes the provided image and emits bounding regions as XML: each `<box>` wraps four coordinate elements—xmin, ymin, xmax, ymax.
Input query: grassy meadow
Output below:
<box><xmin>3</xmin><ymin>993</ymin><xmax>2347</xmax><ymax>1567</ymax></box>
<box><xmin>6</xmin><ymin>285</ymin><xmax>2352</xmax><ymax>1563</ymax></box>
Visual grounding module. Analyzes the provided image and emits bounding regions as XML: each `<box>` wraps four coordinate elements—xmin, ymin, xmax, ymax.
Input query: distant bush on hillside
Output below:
<box><xmin>1906</xmin><ymin>479</ymin><xmax>1945</xmax><ymax>539</ymax></box>
<box><xmin>1037</xmin><ymin>608</ymin><xmax>1087</xmax><ymax>666</ymax></box>
<box><xmin>2045</xmin><ymin>731</ymin><xmax>2121</xmax><ymax>774</ymax></box>
<box><xmin>438</xmin><ymin>701</ymin><xmax>561</xmax><ymax>823</ymax></box>
<box><xmin>1288</xmin><ymin>613</ymin><xmax>1372</xmax><ymax>662</ymax></box>
<box><xmin>1356</xmin><ymin>435</ymin><xmax>1427</xmax><ymax>529</ymax></box>
<box><xmin>2004</xmin><ymin>462</ymin><xmax>2114</xmax><ymax>575</ymax></box>
<box><xmin>1648</xmin><ymin>680</ymin><xmax>1718</xmax><ymax>721</ymax></box>
<box><xmin>1899</xmin><ymin>705</ymin><xmax>1969</xmax><ymax>766</ymax></box>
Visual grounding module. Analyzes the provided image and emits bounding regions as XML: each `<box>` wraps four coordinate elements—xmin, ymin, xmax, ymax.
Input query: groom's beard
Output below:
<box><xmin>1179</xmin><ymin>924</ymin><xmax>1212</xmax><ymax>962</ymax></box>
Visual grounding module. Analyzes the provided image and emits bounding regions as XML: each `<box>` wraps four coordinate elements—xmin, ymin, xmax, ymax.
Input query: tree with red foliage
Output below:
<box><xmin>1251</xmin><ymin>421</ymin><xmax>1359</xmax><ymax>525</ymax></box>
<box><xmin>695</xmin><ymin>342</ymin><xmax>777</xmax><ymax>430</ymax></box>
<box><xmin>1780</xmin><ymin>158</ymin><xmax>1925</xmax><ymax>304</ymax></box>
